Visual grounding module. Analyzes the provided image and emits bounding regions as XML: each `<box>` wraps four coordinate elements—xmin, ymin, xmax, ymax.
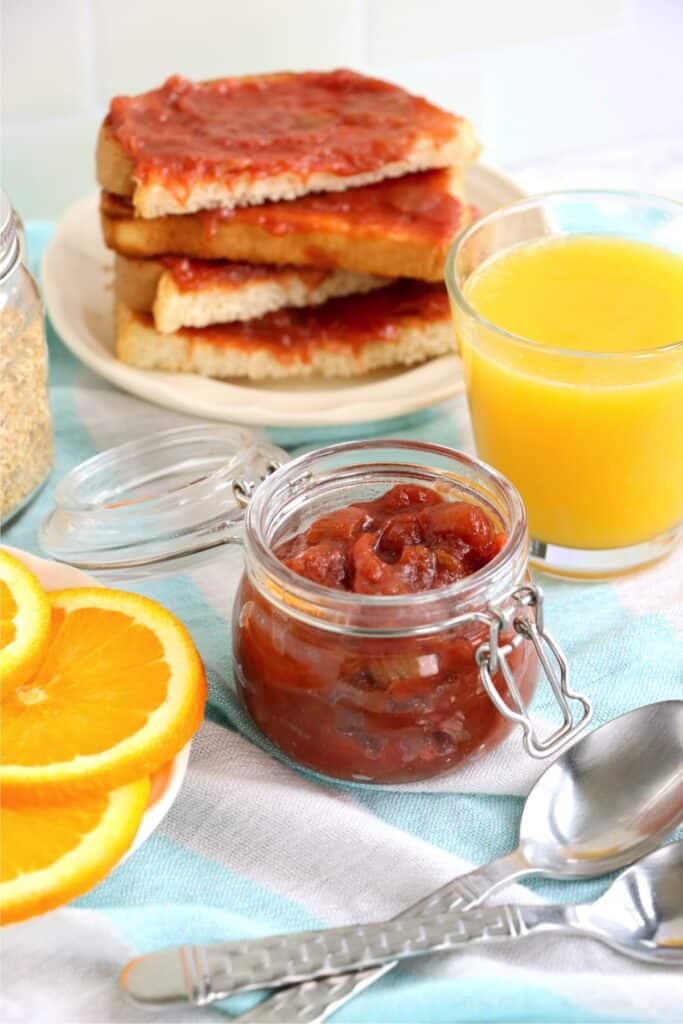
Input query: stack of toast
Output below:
<box><xmin>97</xmin><ymin>70</ymin><xmax>479</xmax><ymax>380</ymax></box>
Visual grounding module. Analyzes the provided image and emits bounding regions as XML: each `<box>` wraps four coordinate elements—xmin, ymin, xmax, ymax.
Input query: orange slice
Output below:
<box><xmin>0</xmin><ymin>777</ymin><xmax>150</xmax><ymax>925</ymax></box>
<box><xmin>1</xmin><ymin>588</ymin><xmax>206</xmax><ymax>803</ymax></box>
<box><xmin>0</xmin><ymin>549</ymin><xmax>51</xmax><ymax>696</ymax></box>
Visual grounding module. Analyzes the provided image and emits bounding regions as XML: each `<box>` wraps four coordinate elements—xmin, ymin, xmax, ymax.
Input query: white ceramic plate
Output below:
<box><xmin>41</xmin><ymin>164</ymin><xmax>524</xmax><ymax>429</ymax></box>
<box><xmin>1</xmin><ymin>546</ymin><xmax>189</xmax><ymax>858</ymax></box>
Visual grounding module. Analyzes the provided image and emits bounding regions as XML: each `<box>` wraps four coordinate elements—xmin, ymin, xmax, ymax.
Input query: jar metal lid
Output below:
<box><xmin>0</xmin><ymin>190</ymin><xmax>20</xmax><ymax>283</ymax></box>
<box><xmin>39</xmin><ymin>424</ymin><xmax>286</xmax><ymax>580</ymax></box>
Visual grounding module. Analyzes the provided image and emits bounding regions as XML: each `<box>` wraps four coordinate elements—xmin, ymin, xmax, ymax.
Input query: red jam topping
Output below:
<box><xmin>106</xmin><ymin>71</ymin><xmax>459</xmax><ymax>191</ymax></box>
<box><xmin>171</xmin><ymin>281</ymin><xmax>449</xmax><ymax>360</ymax></box>
<box><xmin>201</xmin><ymin>170</ymin><xmax>467</xmax><ymax>243</ymax></box>
<box><xmin>160</xmin><ymin>256</ymin><xmax>330</xmax><ymax>293</ymax></box>
<box><xmin>277</xmin><ymin>485</ymin><xmax>504</xmax><ymax>594</ymax></box>
<box><xmin>104</xmin><ymin>169</ymin><xmax>468</xmax><ymax>246</ymax></box>
<box><xmin>235</xmin><ymin>486</ymin><xmax>537</xmax><ymax>783</ymax></box>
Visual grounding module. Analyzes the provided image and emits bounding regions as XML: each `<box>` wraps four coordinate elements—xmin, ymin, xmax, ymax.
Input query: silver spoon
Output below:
<box><xmin>121</xmin><ymin>700</ymin><xmax>683</xmax><ymax>1015</ymax></box>
<box><xmin>121</xmin><ymin>840</ymin><xmax>683</xmax><ymax>1004</ymax></box>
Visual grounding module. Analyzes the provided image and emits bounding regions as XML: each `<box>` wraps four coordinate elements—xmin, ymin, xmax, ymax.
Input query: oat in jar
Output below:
<box><xmin>0</xmin><ymin>190</ymin><xmax>54</xmax><ymax>523</ymax></box>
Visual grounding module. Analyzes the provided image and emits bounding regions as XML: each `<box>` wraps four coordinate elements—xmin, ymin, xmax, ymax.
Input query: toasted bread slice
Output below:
<box><xmin>115</xmin><ymin>255</ymin><xmax>386</xmax><ymax>332</ymax></box>
<box><xmin>101</xmin><ymin>169</ymin><xmax>472</xmax><ymax>281</ymax></box>
<box><xmin>116</xmin><ymin>281</ymin><xmax>452</xmax><ymax>380</ymax></box>
<box><xmin>98</xmin><ymin>71</ymin><xmax>478</xmax><ymax>217</ymax></box>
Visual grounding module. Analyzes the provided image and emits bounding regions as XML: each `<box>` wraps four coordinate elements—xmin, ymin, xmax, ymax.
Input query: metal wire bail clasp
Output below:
<box><xmin>232</xmin><ymin>459</ymin><xmax>283</xmax><ymax>508</ymax></box>
<box><xmin>475</xmin><ymin>583</ymin><xmax>592</xmax><ymax>758</ymax></box>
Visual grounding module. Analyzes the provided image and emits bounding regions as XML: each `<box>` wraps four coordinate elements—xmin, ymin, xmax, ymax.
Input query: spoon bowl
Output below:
<box><xmin>518</xmin><ymin>700</ymin><xmax>683</xmax><ymax>877</ymax></box>
<box><xmin>575</xmin><ymin>839</ymin><xmax>683</xmax><ymax>963</ymax></box>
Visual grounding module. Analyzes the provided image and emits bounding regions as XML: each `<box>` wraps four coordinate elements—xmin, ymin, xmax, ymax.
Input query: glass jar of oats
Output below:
<box><xmin>0</xmin><ymin>190</ymin><xmax>54</xmax><ymax>523</ymax></box>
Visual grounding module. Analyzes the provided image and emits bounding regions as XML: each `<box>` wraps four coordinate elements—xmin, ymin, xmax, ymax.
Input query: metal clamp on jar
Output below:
<box><xmin>40</xmin><ymin>427</ymin><xmax>592</xmax><ymax>784</ymax></box>
<box><xmin>0</xmin><ymin>190</ymin><xmax>54</xmax><ymax>523</ymax></box>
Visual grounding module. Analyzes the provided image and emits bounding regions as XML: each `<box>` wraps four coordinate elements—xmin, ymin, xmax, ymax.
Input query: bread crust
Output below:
<box><xmin>101</xmin><ymin>192</ymin><xmax>472</xmax><ymax>281</ymax></box>
<box><xmin>116</xmin><ymin>302</ymin><xmax>454</xmax><ymax>380</ymax></box>
<box><xmin>114</xmin><ymin>255</ymin><xmax>385</xmax><ymax>332</ymax></box>
<box><xmin>114</xmin><ymin>255</ymin><xmax>162</xmax><ymax>311</ymax></box>
<box><xmin>96</xmin><ymin>124</ymin><xmax>135</xmax><ymax>197</ymax></box>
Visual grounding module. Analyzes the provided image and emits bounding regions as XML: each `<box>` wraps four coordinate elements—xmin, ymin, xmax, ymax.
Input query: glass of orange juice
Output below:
<box><xmin>446</xmin><ymin>191</ymin><xmax>683</xmax><ymax>580</ymax></box>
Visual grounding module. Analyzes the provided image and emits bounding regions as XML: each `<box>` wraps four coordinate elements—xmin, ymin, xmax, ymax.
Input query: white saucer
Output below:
<box><xmin>41</xmin><ymin>164</ymin><xmax>524</xmax><ymax>430</ymax></box>
<box><xmin>1</xmin><ymin>545</ymin><xmax>189</xmax><ymax>858</ymax></box>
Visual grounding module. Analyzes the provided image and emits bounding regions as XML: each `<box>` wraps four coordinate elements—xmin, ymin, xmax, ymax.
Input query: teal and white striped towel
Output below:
<box><xmin>2</xmin><ymin>225</ymin><xmax>682</xmax><ymax>1024</ymax></box>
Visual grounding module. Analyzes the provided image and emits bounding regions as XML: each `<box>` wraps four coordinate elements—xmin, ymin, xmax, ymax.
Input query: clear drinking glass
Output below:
<box><xmin>446</xmin><ymin>191</ymin><xmax>683</xmax><ymax>579</ymax></box>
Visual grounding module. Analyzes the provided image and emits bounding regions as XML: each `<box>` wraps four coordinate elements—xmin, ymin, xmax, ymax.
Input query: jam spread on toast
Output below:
<box><xmin>160</xmin><ymin>257</ymin><xmax>331</xmax><ymax>293</ymax></box>
<box><xmin>106</xmin><ymin>71</ymin><xmax>460</xmax><ymax>196</ymax></box>
<box><xmin>103</xmin><ymin>169</ymin><xmax>469</xmax><ymax>247</ymax></box>
<box><xmin>199</xmin><ymin>170</ymin><xmax>467</xmax><ymax>243</ymax></box>
<box><xmin>168</xmin><ymin>281</ymin><xmax>449</xmax><ymax>360</ymax></box>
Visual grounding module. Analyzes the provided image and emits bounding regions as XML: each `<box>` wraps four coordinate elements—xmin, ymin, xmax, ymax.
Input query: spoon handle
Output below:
<box><xmin>234</xmin><ymin>851</ymin><xmax>530</xmax><ymax>1023</ymax></box>
<box><xmin>121</xmin><ymin>852</ymin><xmax>531</xmax><ymax>1011</ymax></box>
<box><xmin>121</xmin><ymin>901</ymin><xmax>565</xmax><ymax>1006</ymax></box>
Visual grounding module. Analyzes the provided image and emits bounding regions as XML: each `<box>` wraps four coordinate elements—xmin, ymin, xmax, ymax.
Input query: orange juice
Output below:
<box><xmin>454</xmin><ymin>234</ymin><xmax>683</xmax><ymax>555</ymax></box>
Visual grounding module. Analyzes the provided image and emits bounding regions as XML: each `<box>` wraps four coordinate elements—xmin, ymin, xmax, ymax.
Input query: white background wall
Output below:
<box><xmin>2</xmin><ymin>0</ymin><xmax>682</xmax><ymax>220</ymax></box>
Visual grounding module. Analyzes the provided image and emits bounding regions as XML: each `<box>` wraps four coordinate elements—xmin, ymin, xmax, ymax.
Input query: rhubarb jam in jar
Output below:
<box><xmin>40</xmin><ymin>430</ymin><xmax>591</xmax><ymax>783</ymax></box>
<box><xmin>235</xmin><ymin>441</ymin><xmax>548</xmax><ymax>784</ymax></box>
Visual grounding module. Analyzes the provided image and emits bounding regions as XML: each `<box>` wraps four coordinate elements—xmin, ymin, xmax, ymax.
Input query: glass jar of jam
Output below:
<box><xmin>235</xmin><ymin>440</ymin><xmax>574</xmax><ymax>783</ymax></box>
<box><xmin>40</xmin><ymin>428</ymin><xmax>591</xmax><ymax>784</ymax></box>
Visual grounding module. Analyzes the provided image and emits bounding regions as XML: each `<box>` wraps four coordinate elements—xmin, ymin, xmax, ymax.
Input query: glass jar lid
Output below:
<box><xmin>40</xmin><ymin>424</ymin><xmax>286</xmax><ymax>580</ymax></box>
